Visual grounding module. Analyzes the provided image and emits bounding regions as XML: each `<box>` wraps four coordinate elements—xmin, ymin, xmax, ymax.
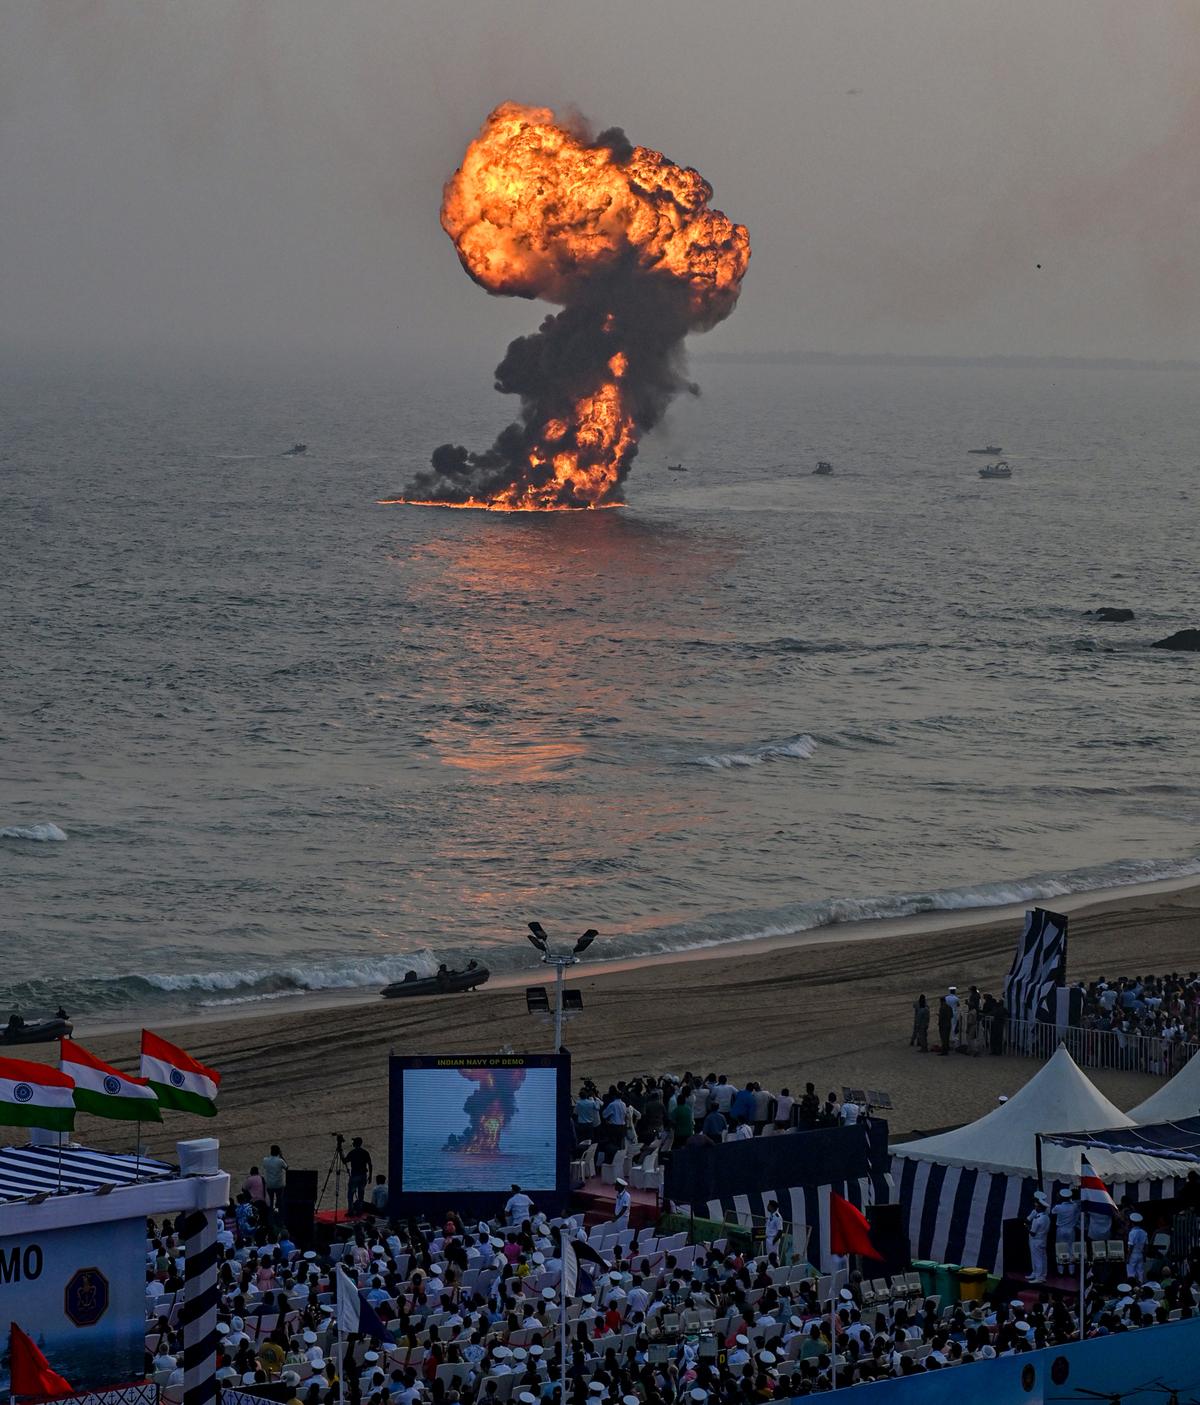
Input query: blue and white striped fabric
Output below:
<box><xmin>1004</xmin><ymin>907</ymin><xmax>1068</xmax><ymax>1023</ymax></box>
<box><xmin>679</xmin><ymin>1171</ymin><xmax>894</xmax><ymax>1270</ymax></box>
<box><xmin>0</xmin><ymin>1143</ymin><xmax>175</xmax><ymax>1202</ymax></box>
<box><xmin>895</xmin><ymin>1157</ymin><xmax>1178</xmax><ymax>1274</ymax></box>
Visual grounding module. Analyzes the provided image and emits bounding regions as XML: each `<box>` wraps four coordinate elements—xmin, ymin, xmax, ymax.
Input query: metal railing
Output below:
<box><xmin>980</xmin><ymin>1014</ymin><xmax>1200</xmax><ymax>1077</ymax></box>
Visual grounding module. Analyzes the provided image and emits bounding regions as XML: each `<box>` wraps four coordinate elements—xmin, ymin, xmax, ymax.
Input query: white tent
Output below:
<box><xmin>1128</xmin><ymin>1050</ymin><xmax>1200</xmax><ymax>1124</ymax></box>
<box><xmin>892</xmin><ymin>1044</ymin><xmax>1145</xmax><ymax>1180</ymax></box>
<box><xmin>891</xmin><ymin>1046</ymin><xmax>1194</xmax><ymax>1273</ymax></box>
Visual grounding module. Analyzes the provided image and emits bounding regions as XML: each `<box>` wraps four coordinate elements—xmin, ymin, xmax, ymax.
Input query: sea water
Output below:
<box><xmin>3</xmin><ymin>353</ymin><xmax>1198</xmax><ymax>1017</ymax></box>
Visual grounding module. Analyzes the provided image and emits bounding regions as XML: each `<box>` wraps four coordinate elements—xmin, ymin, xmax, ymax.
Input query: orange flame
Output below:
<box><xmin>391</xmin><ymin>103</ymin><xmax>749</xmax><ymax>513</ymax></box>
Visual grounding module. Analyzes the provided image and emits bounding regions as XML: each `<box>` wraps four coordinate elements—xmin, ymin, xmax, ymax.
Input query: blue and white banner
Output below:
<box><xmin>1005</xmin><ymin>907</ymin><xmax>1068</xmax><ymax>1023</ymax></box>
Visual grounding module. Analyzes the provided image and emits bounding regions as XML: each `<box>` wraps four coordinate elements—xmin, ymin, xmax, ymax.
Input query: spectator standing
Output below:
<box><xmin>261</xmin><ymin>1144</ymin><xmax>288</xmax><ymax>1213</ymax></box>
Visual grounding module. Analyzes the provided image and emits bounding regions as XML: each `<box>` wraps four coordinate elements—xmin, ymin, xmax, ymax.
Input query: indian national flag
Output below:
<box><xmin>61</xmin><ymin>1038</ymin><xmax>161</xmax><ymax>1123</ymax></box>
<box><xmin>140</xmin><ymin>1030</ymin><xmax>220</xmax><ymax>1117</ymax></box>
<box><xmin>0</xmin><ymin>1057</ymin><xmax>76</xmax><ymax>1132</ymax></box>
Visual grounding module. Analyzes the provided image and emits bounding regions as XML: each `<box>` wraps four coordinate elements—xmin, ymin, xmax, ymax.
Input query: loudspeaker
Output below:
<box><xmin>287</xmin><ymin>1168</ymin><xmax>319</xmax><ymax>1201</ymax></box>
<box><xmin>1002</xmin><ymin>1217</ymin><xmax>1030</xmax><ymax>1277</ymax></box>
<box><xmin>284</xmin><ymin>1198</ymin><xmax>317</xmax><ymax>1249</ymax></box>
<box><xmin>866</xmin><ymin>1202</ymin><xmax>909</xmax><ymax>1275</ymax></box>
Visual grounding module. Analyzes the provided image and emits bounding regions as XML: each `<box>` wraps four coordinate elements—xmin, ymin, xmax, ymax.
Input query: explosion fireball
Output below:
<box><xmin>384</xmin><ymin>102</ymin><xmax>750</xmax><ymax>512</ymax></box>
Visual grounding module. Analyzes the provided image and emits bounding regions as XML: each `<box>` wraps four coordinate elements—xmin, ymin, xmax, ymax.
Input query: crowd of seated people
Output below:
<box><xmin>141</xmin><ymin>1164</ymin><xmax>1200</xmax><ymax>1404</ymax></box>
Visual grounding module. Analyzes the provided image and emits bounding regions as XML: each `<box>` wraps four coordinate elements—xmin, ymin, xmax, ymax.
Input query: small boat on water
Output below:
<box><xmin>978</xmin><ymin>460</ymin><xmax>1012</xmax><ymax>479</ymax></box>
<box><xmin>283</xmin><ymin>443</ymin><xmax>308</xmax><ymax>456</ymax></box>
<box><xmin>1</xmin><ymin>1015</ymin><xmax>72</xmax><ymax>1046</ymax></box>
<box><xmin>812</xmin><ymin>461</ymin><xmax>833</xmax><ymax>475</ymax></box>
<box><xmin>381</xmin><ymin>963</ymin><xmax>490</xmax><ymax>998</ymax></box>
<box><xmin>968</xmin><ymin>445</ymin><xmax>1003</xmax><ymax>455</ymax></box>
<box><xmin>666</xmin><ymin>463</ymin><xmax>688</xmax><ymax>473</ymax></box>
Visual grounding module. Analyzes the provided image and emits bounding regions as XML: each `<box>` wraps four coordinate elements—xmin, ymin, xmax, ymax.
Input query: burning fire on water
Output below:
<box><xmin>384</xmin><ymin>102</ymin><xmax>750</xmax><ymax>512</ymax></box>
<box><xmin>445</xmin><ymin>1067</ymin><xmax>527</xmax><ymax>1156</ymax></box>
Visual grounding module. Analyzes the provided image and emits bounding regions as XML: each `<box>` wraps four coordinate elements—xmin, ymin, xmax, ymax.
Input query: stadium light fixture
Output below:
<box><xmin>524</xmin><ymin>919</ymin><xmax>600</xmax><ymax>1051</ymax></box>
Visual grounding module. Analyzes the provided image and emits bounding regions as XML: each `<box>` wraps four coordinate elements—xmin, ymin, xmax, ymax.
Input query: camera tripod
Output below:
<box><xmin>319</xmin><ymin>1134</ymin><xmax>345</xmax><ymax>1226</ymax></box>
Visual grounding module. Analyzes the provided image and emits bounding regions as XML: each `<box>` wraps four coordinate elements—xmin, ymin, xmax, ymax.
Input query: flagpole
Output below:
<box><xmin>337</xmin><ymin>1267</ymin><xmax>347</xmax><ymax>1405</ymax></box>
<box><xmin>1078</xmin><ymin>1203</ymin><xmax>1086</xmax><ymax>1341</ymax></box>
<box><xmin>830</xmin><ymin>1283</ymin><xmax>838</xmax><ymax>1393</ymax></box>
<box><xmin>559</xmin><ymin>1283</ymin><xmax>567</xmax><ymax>1405</ymax></box>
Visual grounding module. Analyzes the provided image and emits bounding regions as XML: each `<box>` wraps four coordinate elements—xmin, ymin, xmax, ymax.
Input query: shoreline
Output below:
<box><xmin>78</xmin><ymin>868</ymin><xmax>1200</xmax><ymax>1040</ymax></box>
<box><xmin>26</xmin><ymin>875</ymin><xmax>1200</xmax><ymax>1178</ymax></box>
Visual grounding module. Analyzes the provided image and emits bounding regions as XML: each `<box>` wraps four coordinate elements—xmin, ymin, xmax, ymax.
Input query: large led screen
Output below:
<box><xmin>389</xmin><ymin>1054</ymin><xmax>570</xmax><ymax>1216</ymax></box>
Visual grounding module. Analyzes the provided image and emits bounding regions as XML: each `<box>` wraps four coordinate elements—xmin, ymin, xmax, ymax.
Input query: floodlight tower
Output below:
<box><xmin>526</xmin><ymin>922</ymin><xmax>599</xmax><ymax>1051</ymax></box>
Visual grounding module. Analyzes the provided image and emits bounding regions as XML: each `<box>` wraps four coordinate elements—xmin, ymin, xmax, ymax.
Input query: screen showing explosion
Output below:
<box><xmin>401</xmin><ymin>1065</ymin><xmax>559</xmax><ymax>1192</ymax></box>
<box><xmin>383</xmin><ymin>102</ymin><xmax>750</xmax><ymax>512</ymax></box>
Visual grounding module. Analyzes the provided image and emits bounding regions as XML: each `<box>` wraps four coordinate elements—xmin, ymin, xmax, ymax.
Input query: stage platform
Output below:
<box><xmin>571</xmin><ymin>1175</ymin><xmax>659</xmax><ymax>1230</ymax></box>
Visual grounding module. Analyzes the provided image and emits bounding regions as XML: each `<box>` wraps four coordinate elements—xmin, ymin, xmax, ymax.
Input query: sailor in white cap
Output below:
<box><xmin>1126</xmin><ymin>1211</ymin><xmax>1148</xmax><ymax>1283</ymax></box>
<box><xmin>613</xmin><ymin>1177</ymin><xmax>631</xmax><ymax>1228</ymax></box>
<box><xmin>728</xmin><ymin>1334</ymin><xmax>751</xmax><ymax>1367</ymax></box>
<box><xmin>1053</xmin><ymin>1188</ymin><xmax>1080</xmax><ymax>1272</ymax></box>
<box><xmin>1026</xmin><ymin>1191</ymin><xmax>1050</xmax><ymax>1282</ymax></box>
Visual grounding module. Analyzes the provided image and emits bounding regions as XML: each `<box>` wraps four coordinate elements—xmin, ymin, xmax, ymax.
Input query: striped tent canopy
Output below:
<box><xmin>0</xmin><ymin>1142</ymin><xmax>175</xmax><ymax>1202</ymax></box>
<box><xmin>892</xmin><ymin>1048</ymin><xmax>1197</xmax><ymax>1275</ymax></box>
<box><xmin>677</xmin><ymin>1169</ymin><xmax>894</xmax><ymax>1270</ymax></box>
<box><xmin>895</xmin><ymin>1155</ymin><xmax>1182</xmax><ymax>1275</ymax></box>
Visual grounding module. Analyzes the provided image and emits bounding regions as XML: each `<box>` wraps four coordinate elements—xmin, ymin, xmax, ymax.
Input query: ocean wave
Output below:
<box><xmin>14</xmin><ymin>853</ymin><xmax>1200</xmax><ymax>1018</ymax></box>
<box><xmin>1</xmin><ymin>822</ymin><xmax>68</xmax><ymax>842</ymax></box>
<box><xmin>2</xmin><ymin>949</ymin><xmax>443</xmax><ymax>1015</ymax></box>
<box><xmin>689</xmin><ymin>734</ymin><xmax>818</xmax><ymax>769</ymax></box>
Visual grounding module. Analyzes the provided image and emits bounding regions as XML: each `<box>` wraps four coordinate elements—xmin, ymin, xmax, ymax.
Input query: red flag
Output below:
<box><xmin>9</xmin><ymin>1322</ymin><xmax>74</xmax><ymax>1398</ymax></box>
<box><xmin>828</xmin><ymin>1192</ymin><xmax>883</xmax><ymax>1260</ymax></box>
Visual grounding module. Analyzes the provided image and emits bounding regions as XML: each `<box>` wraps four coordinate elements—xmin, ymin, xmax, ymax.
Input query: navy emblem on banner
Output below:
<box><xmin>103</xmin><ymin>1074</ymin><xmax>122</xmax><ymax>1095</ymax></box>
<box><xmin>13</xmin><ymin>1083</ymin><xmax>34</xmax><ymax>1103</ymax></box>
<box><xmin>65</xmin><ymin>1266</ymin><xmax>109</xmax><ymax>1326</ymax></box>
<box><xmin>170</xmin><ymin>1069</ymin><xmax>186</xmax><ymax>1087</ymax></box>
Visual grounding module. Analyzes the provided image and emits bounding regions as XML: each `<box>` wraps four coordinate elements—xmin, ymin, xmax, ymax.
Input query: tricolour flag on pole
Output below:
<box><xmin>0</xmin><ymin>1057</ymin><xmax>75</xmax><ymax>1132</ymax></box>
<box><xmin>1080</xmin><ymin>1158</ymin><xmax>1118</xmax><ymax>1215</ymax></box>
<box><xmin>140</xmin><ymin>1030</ymin><xmax>220</xmax><ymax>1117</ymax></box>
<box><xmin>335</xmin><ymin>1264</ymin><xmax>392</xmax><ymax>1339</ymax></box>
<box><xmin>61</xmin><ymin>1038</ymin><xmax>161</xmax><ymax>1123</ymax></box>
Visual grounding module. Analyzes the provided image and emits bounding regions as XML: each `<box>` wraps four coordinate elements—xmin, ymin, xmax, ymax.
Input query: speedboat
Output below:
<box><xmin>968</xmin><ymin>446</ymin><xmax>1003</xmax><ymax>455</ymax></box>
<box><xmin>813</xmin><ymin>461</ymin><xmax>833</xmax><ymax>475</ymax></box>
<box><xmin>381</xmin><ymin>964</ymin><xmax>490</xmax><ymax>998</ymax></box>
<box><xmin>978</xmin><ymin>460</ymin><xmax>1012</xmax><ymax>479</ymax></box>
<box><xmin>666</xmin><ymin>463</ymin><xmax>688</xmax><ymax>473</ymax></box>
<box><xmin>1</xmin><ymin>1015</ymin><xmax>73</xmax><ymax>1046</ymax></box>
<box><xmin>283</xmin><ymin>443</ymin><xmax>308</xmax><ymax>456</ymax></box>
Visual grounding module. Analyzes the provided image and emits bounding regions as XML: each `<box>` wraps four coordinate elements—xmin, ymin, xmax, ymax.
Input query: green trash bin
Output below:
<box><xmin>957</xmin><ymin>1267</ymin><xmax>988</xmax><ymax>1301</ymax></box>
<box><xmin>935</xmin><ymin>1262</ymin><xmax>961</xmax><ymax>1303</ymax></box>
<box><xmin>912</xmin><ymin>1259</ymin><xmax>938</xmax><ymax>1298</ymax></box>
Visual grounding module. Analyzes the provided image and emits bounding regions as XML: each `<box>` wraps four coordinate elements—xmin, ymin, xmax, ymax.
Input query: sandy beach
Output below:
<box><xmin>21</xmin><ymin>881</ymin><xmax>1200</xmax><ymax>1194</ymax></box>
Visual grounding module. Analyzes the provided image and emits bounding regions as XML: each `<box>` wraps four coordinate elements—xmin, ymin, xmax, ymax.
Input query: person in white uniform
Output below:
<box><xmin>1026</xmin><ymin>1191</ymin><xmax>1050</xmax><ymax>1282</ymax></box>
<box><xmin>613</xmin><ymin>1177</ymin><xmax>632</xmax><ymax>1228</ymax></box>
<box><xmin>1053</xmin><ymin>1189</ymin><xmax>1081</xmax><ymax>1271</ymax></box>
<box><xmin>1126</xmin><ymin>1211</ymin><xmax>1148</xmax><ymax>1283</ymax></box>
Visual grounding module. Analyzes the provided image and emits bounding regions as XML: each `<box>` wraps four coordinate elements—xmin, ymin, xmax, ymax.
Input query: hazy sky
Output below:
<box><xmin>2</xmin><ymin>0</ymin><xmax>1197</xmax><ymax>364</ymax></box>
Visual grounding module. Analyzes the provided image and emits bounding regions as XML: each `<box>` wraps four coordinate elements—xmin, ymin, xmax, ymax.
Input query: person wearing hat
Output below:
<box><xmin>1026</xmin><ymin>1192</ymin><xmax>1050</xmax><ymax>1282</ymax></box>
<box><xmin>1053</xmin><ymin>1188</ymin><xmax>1081</xmax><ymax>1272</ymax></box>
<box><xmin>1126</xmin><ymin>1211</ymin><xmax>1148</xmax><ymax>1283</ymax></box>
<box><xmin>613</xmin><ymin>1177</ymin><xmax>631</xmax><ymax>1228</ymax></box>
